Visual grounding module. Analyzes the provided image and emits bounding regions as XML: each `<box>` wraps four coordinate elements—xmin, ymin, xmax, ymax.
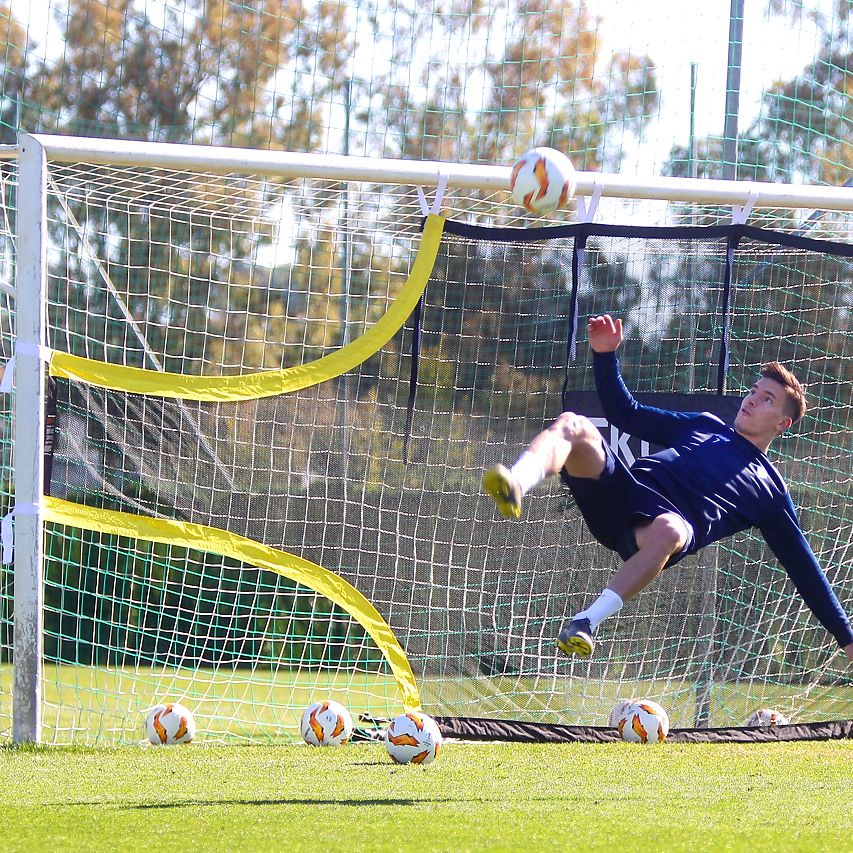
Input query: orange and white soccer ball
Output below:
<box><xmin>745</xmin><ymin>708</ymin><xmax>789</xmax><ymax>727</ymax></box>
<box><xmin>608</xmin><ymin>698</ymin><xmax>634</xmax><ymax>728</ymax></box>
<box><xmin>509</xmin><ymin>147</ymin><xmax>577</xmax><ymax>215</ymax></box>
<box><xmin>384</xmin><ymin>711</ymin><xmax>443</xmax><ymax>765</ymax></box>
<box><xmin>616</xmin><ymin>699</ymin><xmax>669</xmax><ymax>744</ymax></box>
<box><xmin>146</xmin><ymin>702</ymin><xmax>197</xmax><ymax>745</ymax></box>
<box><xmin>300</xmin><ymin>700</ymin><xmax>354</xmax><ymax>747</ymax></box>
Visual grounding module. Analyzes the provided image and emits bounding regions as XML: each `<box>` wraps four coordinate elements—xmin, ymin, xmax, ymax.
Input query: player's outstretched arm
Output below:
<box><xmin>588</xmin><ymin>314</ymin><xmax>623</xmax><ymax>352</ymax></box>
<box><xmin>589</xmin><ymin>314</ymin><xmax>702</xmax><ymax>445</ymax></box>
<box><xmin>761</xmin><ymin>502</ymin><xmax>853</xmax><ymax>656</ymax></box>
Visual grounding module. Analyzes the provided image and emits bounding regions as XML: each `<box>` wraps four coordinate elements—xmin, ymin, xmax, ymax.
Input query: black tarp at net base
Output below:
<box><xmin>435</xmin><ymin>715</ymin><xmax>853</xmax><ymax>743</ymax></box>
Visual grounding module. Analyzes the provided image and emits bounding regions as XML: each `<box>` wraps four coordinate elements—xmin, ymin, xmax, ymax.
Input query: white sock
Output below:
<box><xmin>572</xmin><ymin>588</ymin><xmax>623</xmax><ymax>632</ymax></box>
<box><xmin>510</xmin><ymin>450</ymin><xmax>547</xmax><ymax>496</ymax></box>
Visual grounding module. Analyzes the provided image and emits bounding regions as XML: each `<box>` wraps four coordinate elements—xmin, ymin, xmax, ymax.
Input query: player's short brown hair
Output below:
<box><xmin>760</xmin><ymin>362</ymin><xmax>807</xmax><ymax>425</ymax></box>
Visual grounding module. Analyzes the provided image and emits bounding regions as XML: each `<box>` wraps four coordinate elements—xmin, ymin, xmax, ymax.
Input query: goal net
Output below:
<box><xmin>2</xmin><ymin>137</ymin><xmax>851</xmax><ymax>743</ymax></box>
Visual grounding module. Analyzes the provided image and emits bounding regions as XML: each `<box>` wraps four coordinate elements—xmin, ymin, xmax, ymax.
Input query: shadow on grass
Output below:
<box><xmin>128</xmin><ymin>798</ymin><xmax>448</xmax><ymax>809</ymax></box>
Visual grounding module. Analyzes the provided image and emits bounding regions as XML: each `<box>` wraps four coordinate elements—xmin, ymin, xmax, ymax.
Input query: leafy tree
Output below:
<box><xmin>662</xmin><ymin>1</ymin><xmax>852</xmax><ymax>430</ymax></box>
<box><xmin>757</xmin><ymin>0</ymin><xmax>851</xmax><ymax>185</ymax></box>
<box><xmin>666</xmin><ymin>1</ymin><xmax>850</xmax><ymax>188</ymax></box>
<box><xmin>26</xmin><ymin>0</ymin><xmax>336</xmax><ymax>149</ymax></box>
<box><xmin>0</xmin><ymin>3</ymin><xmax>26</xmax><ymax>144</ymax></box>
<box><xmin>364</xmin><ymin>0</ymin><xmax>658</xmax><ymax>169</ymax></box>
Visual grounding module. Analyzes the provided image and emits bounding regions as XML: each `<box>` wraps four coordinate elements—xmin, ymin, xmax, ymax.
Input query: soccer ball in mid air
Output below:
<box><xmin>509</xmin><ymin>147</ymin><xmax>577</xmax><ymax>215</ymax></box>
<box><xmin>384</xmin><ymin>711</ymin><xmax>443</xmax><ymax>765</ymax></box>
<box><xmin>146</xmin><ymin>702</ymin><xmax>197</xmax><ymax>745</ymax></box>
<box><xmin>616</xmin><ymin>699</ymin><xmax>670</xmax><ymax>744</ymax></box>
<box><xmin>300</xmin><ymin>700</ymin><xmax>354</xmax><ymax>747</ymax></box>
<box><xmin>745</xmin><ymin>708</ymin><xmax>790</xmax><ymax>727</ymax></box>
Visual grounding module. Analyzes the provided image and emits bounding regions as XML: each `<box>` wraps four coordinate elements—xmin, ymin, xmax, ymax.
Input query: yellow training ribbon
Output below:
<box><xmin>49</xmin><ymin>214</ymin><xmax>445</xmax><ymax>401</ymax></box>
<box><xmin>42</xmin><ymin>496</ymin><xmax>422</xmax><ymax>712</ymax></box>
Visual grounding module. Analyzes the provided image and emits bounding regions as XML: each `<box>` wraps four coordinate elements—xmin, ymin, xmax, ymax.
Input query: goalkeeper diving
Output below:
<box><xmin>483</xmin><ymin>314</ymin><xmax>853</xmax><ymax>662</ymax></box>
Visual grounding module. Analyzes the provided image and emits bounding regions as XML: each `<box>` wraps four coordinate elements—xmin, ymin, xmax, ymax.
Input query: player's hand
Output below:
<box><xmin>588</xmin><ymin>315</ymin><xmax>623</xmax><ymax>353</ymax></box>
<box><xmin>843</xmin><ymin>641</ymin><xmax>853</xmax><ymax>662</ymax></box>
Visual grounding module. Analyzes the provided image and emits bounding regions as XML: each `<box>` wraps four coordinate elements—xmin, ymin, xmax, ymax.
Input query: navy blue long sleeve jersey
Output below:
<box><xmin>594</xmin><ymin>350</ymin><xmax>853</xmax><ymax>648</ymax></box>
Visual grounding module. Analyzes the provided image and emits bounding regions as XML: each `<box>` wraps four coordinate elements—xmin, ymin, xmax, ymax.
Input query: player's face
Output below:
<box><xmin>734</xmin><ymin>377</ymin><xmax>793</xmax><ymax>440</ymax></box>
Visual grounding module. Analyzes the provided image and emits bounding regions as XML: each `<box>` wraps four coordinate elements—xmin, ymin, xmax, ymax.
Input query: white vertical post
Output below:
<box><xmin>13</xmin><ymin>133</ymin><xmax>47</xmax><ymax>743</ymax></box>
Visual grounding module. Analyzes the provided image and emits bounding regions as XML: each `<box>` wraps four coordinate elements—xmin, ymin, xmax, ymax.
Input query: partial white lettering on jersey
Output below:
<box><xmin>589</xmin><ymin>417</ymin><xmax>651</xmax><ymax>465</ymax></box>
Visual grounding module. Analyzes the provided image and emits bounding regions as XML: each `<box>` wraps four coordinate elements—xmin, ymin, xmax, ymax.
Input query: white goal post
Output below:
<box><xmin>8</xmin><ymin>132</ymin><xmax>853</xmax><ymax>744</ymax></box>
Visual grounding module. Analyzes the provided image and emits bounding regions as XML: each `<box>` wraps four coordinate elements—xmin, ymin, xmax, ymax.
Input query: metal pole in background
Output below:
<box><xmin>688</xmin><ymin>63</ymin><xmax>699</xmax><ymax>182</ymax></box>
<box><xmin>687</xmin><ymin>61</ymin><xmax>717</xmax><ymax>728</ymax></box>
<box><xmin>336</xmin><ymin>76</ymin><xmax>355</xmax><ymax>592</ymax></box>
<box><xmin>686</xmin><ymin>61</ymin><xmax>699</xmax><ymax>394</ymax></box>
<box><xmin>698</xmin><ymin>0</ymin><xmax>747</xmax><ymax>721</ymax></box>
<box><xmin>339</xmin><ymin>77</ymin><xmax>354</xmax><ymax>495</ymax></box>
<box><xmin>722</xmin><ymin>0</ymin><xmax>745</xmax><ymax>181</ymax></box>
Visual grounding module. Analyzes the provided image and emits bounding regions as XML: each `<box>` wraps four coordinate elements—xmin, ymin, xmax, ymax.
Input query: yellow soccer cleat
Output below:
<box><xmin>556</xmin><ymin>618</ymin><xmax>595</xmax><ymax>658</ymax></box>
<box><xmin>482</xmin><ymin>464</ymin><xmax>523</xmax><ymax>519</ymax></box>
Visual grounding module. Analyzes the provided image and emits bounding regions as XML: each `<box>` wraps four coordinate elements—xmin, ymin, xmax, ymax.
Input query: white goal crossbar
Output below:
<box><xmin>6</xmin><ymin>133</ymin><xmax>853</xmax><ymax>208</ymax></box>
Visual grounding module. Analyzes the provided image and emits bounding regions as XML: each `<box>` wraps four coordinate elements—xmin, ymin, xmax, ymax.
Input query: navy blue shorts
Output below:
<box><xmin>560</xmin><ymin>440</ymin><xmax>694</xmax><ymax>565</ymax></box>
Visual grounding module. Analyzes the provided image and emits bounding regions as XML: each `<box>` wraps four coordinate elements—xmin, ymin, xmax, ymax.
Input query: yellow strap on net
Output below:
<box><xmin>42</xmin><ymin>496</ymin><xmax>422</xmax><ymax>712</ymax></box>
<box><xmin>49</xmin><ymin>214</ymin><xmax>445</xmax><ymax>401</ymax></box>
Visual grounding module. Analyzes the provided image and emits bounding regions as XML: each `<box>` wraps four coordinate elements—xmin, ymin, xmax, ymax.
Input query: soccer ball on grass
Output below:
<box><xmin>608</xmin><ymin>698</ymin><xmax>634</xmax><ymax>728</ymax></box>
<box><xmin>146</xmin><ymin>702</ymin><xmax>197</xmax><ymax>745</ymax></box>
<box><xmin>745</xmin><ymin>708</ymin><xmax>789</xmax><ymax>727</ymax></box>
<box><xmin>300</xmin><ymin>700</ymin><xmax>354</xmax><ymax>747</ymax></box>
<box><xmin>384</xmin><ymin>711</ymin><xmax>443</xmax><ymax>765</ymax></box>
<box><xmin>616</xmin><ymin>699</ymin><xmax>669</xmax><ymax>744</ymax></box>
<box><xmin>509</xmin><ymin>147</ymin><xmax>577</xmax><ymax>216</ymax></box>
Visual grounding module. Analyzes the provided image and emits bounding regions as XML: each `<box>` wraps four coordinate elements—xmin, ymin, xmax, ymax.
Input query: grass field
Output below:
<box><xmin>2</xmin><ymin>739</ymin><xmax>851</xmax><ymax>852</ymax></box>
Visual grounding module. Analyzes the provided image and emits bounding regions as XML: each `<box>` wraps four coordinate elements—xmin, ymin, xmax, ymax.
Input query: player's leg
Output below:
<box><xmin>557</xmin><ymin>513</ymin><xmax>690</xmax><ymax>657</ymax></box>
<box><xmin>609</xmin><ymin>513</ymin><xmax>693</xmax><ymax>599</ymax></box>
<box><xmin>482</xmin><ymin>412</ymin><xmax>606</xmax><ymax>518</ymax></box>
